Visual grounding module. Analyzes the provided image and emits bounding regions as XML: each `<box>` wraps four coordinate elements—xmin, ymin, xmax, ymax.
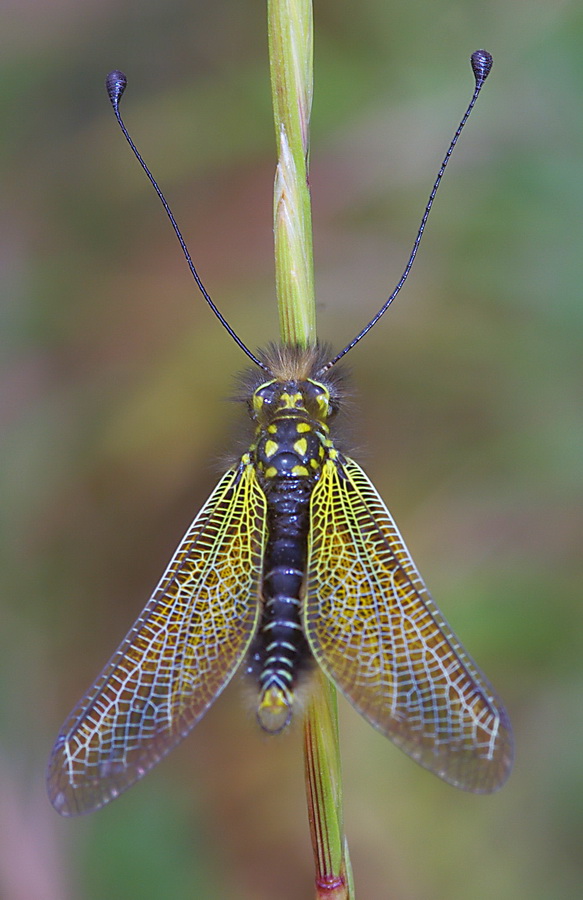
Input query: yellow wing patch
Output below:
<box><xmin>303</xmin><ymin>456</ymin><xmax>513</xmax><ymax>793</ymax></box>
<box><xmin>48</xmin><ymin>463</ymin><xmax>266</xmax><ymax>815</ymax></box>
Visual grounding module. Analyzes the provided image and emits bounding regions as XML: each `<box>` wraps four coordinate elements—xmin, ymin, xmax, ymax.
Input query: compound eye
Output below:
<box><xmin>315</xmin><ymin>393</ymin><xmax>330</xmax><ymax>418</ymax></box>
<box><xmin>303</xmin><ymin>381</ymin><xmax>332</xmax><ymax>420</ymax></box>
<box><xmin>252</xmin><ymin>382</ymin><xmax>277</xmax><ymax>416</ymax></box>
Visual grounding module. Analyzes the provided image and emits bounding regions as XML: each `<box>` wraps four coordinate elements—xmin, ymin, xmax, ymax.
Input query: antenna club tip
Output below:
<box><xmin>470</xmin><ymin>50</ymin><xmax>493</xmax><ymax>88</ymax></box>
<box><xmin>105</xmin><ymin>70</ymin><xmax>127</xmax><ymax>108</ymax></box>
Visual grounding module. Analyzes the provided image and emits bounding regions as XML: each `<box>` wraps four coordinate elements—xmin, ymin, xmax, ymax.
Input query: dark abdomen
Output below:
<box><xmin>247</xmin><ymin>477</ymin><xmax>314</xmax><ymax>732</ymax></box>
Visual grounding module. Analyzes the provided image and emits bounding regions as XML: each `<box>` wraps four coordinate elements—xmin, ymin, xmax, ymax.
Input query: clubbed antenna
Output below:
<box><xmin>105</xmin><ymin>71</ymin><xmax>269</xmax><ymax>371</ymax></box>
<box><xmin>319</xmin><ymin>50</ymin><xmax>494</xmax><ymax>373</ymax></box>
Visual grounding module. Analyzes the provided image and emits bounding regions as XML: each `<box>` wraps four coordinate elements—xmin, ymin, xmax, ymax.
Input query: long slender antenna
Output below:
<box><xmin>105</xmin><ymin>71</ymin><xmax>269</xmax><ymax>371</ymax></box>
<box><xmin>319</xmin><ymin>50</ymin><xmax>493</xmax><ymax>374</ymax></box>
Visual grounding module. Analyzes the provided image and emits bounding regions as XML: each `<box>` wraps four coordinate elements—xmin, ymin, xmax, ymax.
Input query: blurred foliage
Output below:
<box><xmin>1</xmin><ymin>1</ymin><xmax>582</xmax><ymax>898</ymax></box>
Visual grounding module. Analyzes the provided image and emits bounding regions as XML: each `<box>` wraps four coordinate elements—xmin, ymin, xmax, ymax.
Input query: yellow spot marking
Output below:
<box><xmin>264</xmin><ymin>466</ymin><xmax>278</xmax><ymax>479</ymax></box>
<box><xmin>316</xmin><ymin>394</ymin><xmax>329</xmax><ymax>415</ymax></box>
<box><xmin>293</xmin><ymin>438</ymin><xmax>308</xmax><ymax>456</ymax></box>
<box><xmin>280</xmin><ymin>392</ymin><xmax>302</xmax><ymax>410</ymax></box>
<box><xmin>267</xmin><ymin>425</ymin><xmax>277</xmax><ymax>434</ymax></box>
<box><xmin>318</xmin><ymin>446</ymin><xmax>325</xmax><ymax>458</ymax></box>
<box><xmin>329</xmin><ymin>448</ymin><xmax>338</xmax><ymax>461</ymax></box>
<box><xmin>310</xmin><ymin>458</ymin><xmax>320</xmax><ymax>469</ymax></box>
<box><xmin>253</xmin><ymin>395</ymin><xmax>264</xmax><ymax>411</ymax></box>
<box><xmin>264</xmin><ymin>440</ymin><xmax>278</xmax><ymax>458</ymax></box>
<box><xmin>296</xmin><ymin>422</ymin><xmax>311</xmax><ymax>433</ymax></box>
<box><xmin>292</xmin><ymin>465</ymin><xmax>309</xmax><ymax>476</ymax></box>
<box><xmin>257</xmin><ymin>686</ymin><xmax>292</xmax><ymax>733</ymax></box>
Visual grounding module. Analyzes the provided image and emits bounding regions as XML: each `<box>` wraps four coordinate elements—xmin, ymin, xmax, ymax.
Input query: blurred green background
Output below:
<box><xmin>1</xmin><ymin>1</ymin><xmax>582</xmax><ymax>898</ymax></box>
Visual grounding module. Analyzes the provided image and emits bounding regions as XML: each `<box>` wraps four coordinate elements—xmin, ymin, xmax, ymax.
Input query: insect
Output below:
<box><xmin>48</xmin><ymin>50</ymin><xmax>513</xmax><ymax>817</ymax></box>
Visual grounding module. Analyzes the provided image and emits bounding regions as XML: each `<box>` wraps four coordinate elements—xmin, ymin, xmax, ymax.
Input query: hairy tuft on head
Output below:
<box><xmin>234</xmin><ymin>342</ymin><xmax>349</xmax><ymax>406</ymax></box>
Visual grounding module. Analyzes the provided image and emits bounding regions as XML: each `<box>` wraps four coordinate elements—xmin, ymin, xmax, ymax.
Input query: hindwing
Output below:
<box><xmin>48</xmin><ymin>462</ymin><xmax>267</xmax><ymax>815</ymax></box>
<box><xmin>303</xmin><ymin>454</ymin><xmax>513</xmax><ymax>793</ymax></box>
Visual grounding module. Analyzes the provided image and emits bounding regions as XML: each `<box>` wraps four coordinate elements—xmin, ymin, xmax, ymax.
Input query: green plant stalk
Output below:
<box><xmin>304</xmin><ymin>671</ymin><xmax>354</xmax><ymax>899</ymax></box>
<box><xmin>267</xmin><ymin>1</ymin><xmax>353</xmax><ymax>896</ymax></box>
<box><xmin>267</xmin><ymin>0</ymin><xmax>316</xmax><ymax>345</ymax></box>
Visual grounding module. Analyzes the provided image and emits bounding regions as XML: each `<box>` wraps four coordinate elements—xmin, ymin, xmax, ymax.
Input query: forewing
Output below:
<box><xmin>48</xmin><ymin>463</ymin><xmax>266</xmax><ymax>815</ymax></box>
<box><xmin>304</xmin><ymin>456</ymin><xmax>513</xmax><ymax>793</ymax></box>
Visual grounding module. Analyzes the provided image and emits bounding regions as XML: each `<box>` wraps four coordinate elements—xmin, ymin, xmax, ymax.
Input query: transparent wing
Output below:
<box><xmin>48</xmin><ymin>463</ymin><xmax>267</xmax><ymax>815</ymax></box>
<box><xmin>304</xmin><ymin>455</ymin><xmax>513</xmax><ymax>793</ymax></box>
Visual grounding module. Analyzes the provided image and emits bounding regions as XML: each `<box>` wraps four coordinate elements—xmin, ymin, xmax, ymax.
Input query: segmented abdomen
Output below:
<box><xmin>247</xmin><ymin>477</ymin><xmax>313</xmax><ymax>732</ymax></box>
